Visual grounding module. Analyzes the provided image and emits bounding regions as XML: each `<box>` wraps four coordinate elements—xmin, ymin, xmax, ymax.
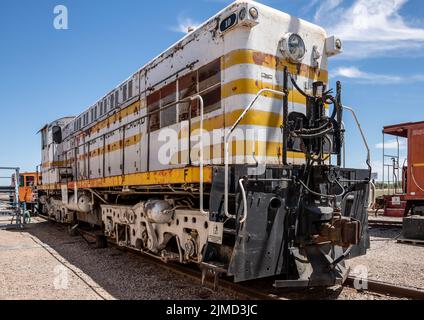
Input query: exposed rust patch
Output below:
<box><xmin>252</xmin><ymin>51</ymin><xmax>266</xmax><ymax>66</ymax></box>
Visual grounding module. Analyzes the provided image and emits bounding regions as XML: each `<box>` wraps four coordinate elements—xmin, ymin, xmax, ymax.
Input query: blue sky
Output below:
<box><xmin>1</xmin><ymin>0</ymin><xmax>424</xmax><ymax>183</ymax></box>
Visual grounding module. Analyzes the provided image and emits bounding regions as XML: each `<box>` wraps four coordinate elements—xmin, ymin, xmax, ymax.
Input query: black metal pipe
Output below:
<box><xmin>283</xmin><ymin>67</ymin><xmax>289</xmax><ymax>166</ymax></box>
<box><xmin>336</xmin><ymin>81</ymin><xmax>343</xmax><ymax>166</ymax></box>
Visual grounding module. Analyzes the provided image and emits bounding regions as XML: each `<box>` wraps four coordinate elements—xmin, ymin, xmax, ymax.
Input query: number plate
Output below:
<box><xmin>220</xmin><ymin>13</ymin><xmax>238</xmax><ymax>33</ymax></box>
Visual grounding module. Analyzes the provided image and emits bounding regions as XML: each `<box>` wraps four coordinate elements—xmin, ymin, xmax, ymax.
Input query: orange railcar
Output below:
<box><xmin>384</xmin><ymin>121</ymin><xmax>424</xmax><ymax>215</ymax></box>
<box><xmin>17</xmin><ymin>172</ymin><xmax>41</xmax><ymax>205</ymax></box>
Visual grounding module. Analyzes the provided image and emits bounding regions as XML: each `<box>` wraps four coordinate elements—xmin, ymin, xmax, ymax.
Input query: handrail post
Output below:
<box><xmin>224</xmin><ymin>89</ymin><xmax>287</xmax><ymax>220</ymax></box>
<box><xmin>190</xmin><ymin>95</ymin><xmax>207</xmax><ymax>215</ymax></box>
<box><xmin>342</xmin><ymin>106</ymin><xmax>371</xmax><ymax>172</ymax></box>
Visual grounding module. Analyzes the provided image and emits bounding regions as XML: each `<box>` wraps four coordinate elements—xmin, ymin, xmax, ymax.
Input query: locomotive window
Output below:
<box><xmin>115</xmin><ymin>90</ymin><xmax>119</xmax><ymax>107</ymax></box>
<box><xmin>199</xmin><ymin>59</ymin><xmax>221</xmax><ymax>92</ymax></box>
<box><xmin>128</xmin><ymin>80</ymin><xmax>133</xmax><ymax>98</ymax></box>
<box><xmin>123</xmin><ymin>84</ymin><xmax>127</xmax><ymax>101</ymax></box>
<box><xmin>19</xmin><ymin>175</ymin><xmax>25</xmax><ymax>187</ymax></box>
<box><xmin>178</xmin><ymin>71</ymin><xmax>198</xmax><ymax>122</ymax></box>
<box><xmin>201</xmin><ymin>86</ymin><xmax>221</xmax><ymax>114</ymax></box>
<box><xmin>160</xmin><ymin>82</ymin><xmax>177</xmax><ymax>128</ymax></box>
<box><xmin>41</xmin><ymin>129</ymin><xmax>47</xmax><ymax>149</ymax></box>
<box><xmin>199</xmin><ymin>59</ymin><xmax>221</xmax><ymax>114</ymax></box>
<box><xmin>110</xmin><ymin>94</ymin><xmax>114</xmax><ymax>109</ymax></box>
<box><xmin>147</xmin><ymin>91</ymin><xmax>160</xmax><ymax>132</ymax></box>
<box><xmin>26</xmin><ymin>176</ymin><xmax>34</xmax><ymax>187</ymax></box>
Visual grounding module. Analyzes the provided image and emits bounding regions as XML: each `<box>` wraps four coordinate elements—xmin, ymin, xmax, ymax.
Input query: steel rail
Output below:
<box><xmin>75</xmin><ymin>226</ymin><xmax>281</xmax><ymax>300</ymax></box>
<box><xmin>346</xmin><ymin>277</ymin><xmax>424</xmax><ymax>300</ymax></box>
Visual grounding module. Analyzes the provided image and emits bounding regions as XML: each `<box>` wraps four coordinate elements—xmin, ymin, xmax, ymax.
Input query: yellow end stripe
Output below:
<box><xmin>223</xmin><ymin>49</ymin><xmax>328</xmax><ymax>83</ymax></box>
<box><xmin>39</xmin><ymin>167</ymin><xmax>213</xmax><ymax>190</ymax></box>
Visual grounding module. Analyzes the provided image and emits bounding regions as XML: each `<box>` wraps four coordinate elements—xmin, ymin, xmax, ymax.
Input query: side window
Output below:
<box><xmin>19</xmin><ymin>175</ymin><xmax>25</xmax><ymax>187</ymax></box>
<box><xmin>103</xmin><ymin>99</ymin><xmax>107</xmax><ymax>114</ymax></box>
<box><xmin>147</xmin><ymin>91</ymin><xmax>160</xmax><ymax>132</ymax></box>
<box><xmin>128</xmin><ymin>80</ymin><xmax>133</xmax><ymax>98</ymax></box>
<box><xmin>198</xmin><ymin>58</ymin><xmax>221</xmax><ymax>114</ymax></box>
<box><xmin>110</xmin><ymin>94</ymin><xmax>114</xmax><ymax>110</ymax></box>
<box><xmin>178</xmin><ymin>71</ymin><xmax>198</xmax><ymax>122</ymax></box>
<box><xmin>41</xmin><ymin>129</ymin><xmax>47</xmax><ymax>149</ymax></box>
<box><xmin>123</xmin><ymin>84</ymin><xmax>127</xmax><ymax>101</ymax></box>
<box><xmin>115</xmin><ymin>90</ymin><xmax>119</xmax><ymax>107</ymax></box>
<box><xmin>26</xmin><ymin>176</ymin><xmax>34</xmax><ymax>187</ymax></box>
<box><xmin>160</xmin><ymin>82</ymin><xmax>177</xmax><ymax>128</ymax></box>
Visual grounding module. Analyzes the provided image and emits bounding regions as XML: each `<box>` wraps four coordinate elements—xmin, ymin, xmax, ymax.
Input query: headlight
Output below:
<box><xmin>249</xmin><ymin>7</ymin><xmax>259</xmax><ymax>20</ymax></box>
<box><xmin>280</xmin><ymin>33</ymin><xmax>306</xmax><ymax>63</ymax></box>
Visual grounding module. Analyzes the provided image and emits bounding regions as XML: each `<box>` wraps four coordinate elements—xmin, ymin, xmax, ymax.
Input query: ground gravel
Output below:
<box><xmin>1</xmin><ymin>216</ymin><xmax>421</xmax><ymax>300</ymax></box>
<box><xmin>346</xmin><ymin>225</ymin><xmax>424</xmax><ymax>290</ymax></box>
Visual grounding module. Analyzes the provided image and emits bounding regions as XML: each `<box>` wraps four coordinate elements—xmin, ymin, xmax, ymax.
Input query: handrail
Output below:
<box><xmin>341</xmin><ymin>106</ymin><xmax>375</xmax><ymax>207</ymax></box>
<box><xmin>342</xmin><ymin>106</ymin><xmax>371</xmax><ymax>172</ymax></box>
<box><xmin>238</xmin><ymin>178</ymin><xmax>248</xmax><ymax>224</ymax></box>
<box><xmin>224</xmin><ymin>89</ymin><xmax>286</xmax><ymax>220</ymax></box>
<box><xmin>189</xmin><ymin>95</ymin><xmax>208</xmax><ymax>215</ymax></box>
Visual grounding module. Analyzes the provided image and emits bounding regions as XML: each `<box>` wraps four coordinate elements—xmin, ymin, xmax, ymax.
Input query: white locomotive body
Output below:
<box><xmin>38</xmin><ymin>1</ymin><xmax>370</xmax><ymax>287</ymax></box>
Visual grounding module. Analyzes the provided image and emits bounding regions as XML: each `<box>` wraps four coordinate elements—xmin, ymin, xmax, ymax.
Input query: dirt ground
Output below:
<box><xmin>1</xmin><ymin>215</ymin><xmax>423</xmax><ymax>300</ymax></box>
<box><xmin>0</xmin><ymin>216</ymin><xmax>234</xmax><ymax>300</ymax></box>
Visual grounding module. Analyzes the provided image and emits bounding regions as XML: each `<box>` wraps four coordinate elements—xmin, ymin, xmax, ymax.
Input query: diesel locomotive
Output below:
<box><xmin>37</xmin><ymin>1</ymin><xmax>371</xmax><ymax>288</ymax></box>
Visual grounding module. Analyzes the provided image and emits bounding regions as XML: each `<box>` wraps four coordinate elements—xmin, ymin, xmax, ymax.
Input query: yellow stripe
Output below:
<box><xmin>223</xmin><ymin>49</ymin><xmax>328</xmax><ymax>83</ymax></box>
<box><xmin>39</xmin><ymin>167</ymin><xmax>213</xmax><ymax>190</ymax></box>
<box><xmin>89</xmin><ymin>100</ymin><xmax>143</xmax><ymax>135</ymax></box>
<box><xmin>43</xmin><ymin>133</ymin><xmax>143</xmax><ymax>168</ymax></box>
<box><xmin>221</xmin><ymin>79</ymin><xmax>306</xmax><ymax>103</ymax></box>
<box><xmin>172</xmin><ymin>140</ymin><xmax>305</xmax><ymax>164</ymax></box>
<box><xmin>413</xmin><ymin>163</ymin><xmax>424</xmax><ymax>167</ymax></box>
<box><xmin>181</xmin><ymin>108</ymin><xmax>290</xmax><ymax>139</ymax></box>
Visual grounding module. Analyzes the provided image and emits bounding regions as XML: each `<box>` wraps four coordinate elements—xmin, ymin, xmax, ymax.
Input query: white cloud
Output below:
<box><xmin>171</xmin><ymin>17</ymin><xmax>200</xmax><ymax>34</ymax></box>
<box><xmin>314</xmin><ymin>0</ymin><xmax>424</xmax><ymax>58</ymax></box>
<box><xmin>332</xmin><ymin>66</ymin><xmax>424</xmax><ymax>84</ymax></box>
<box><xmin>376</xmin><ymin>139</ymin><xmax>407</xmax><ymax>150</ymax></box>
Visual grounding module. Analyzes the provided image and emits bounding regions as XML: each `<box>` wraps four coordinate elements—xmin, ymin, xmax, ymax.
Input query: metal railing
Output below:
<box><xmin>0</xmin><ymin>167</ymin><xmax>23</xmax><ymax>229</ymax></box>
<box><xmin>224</xmin><ymin>88</ymin><xmax>287</xmax><ymax>220</ymax></box>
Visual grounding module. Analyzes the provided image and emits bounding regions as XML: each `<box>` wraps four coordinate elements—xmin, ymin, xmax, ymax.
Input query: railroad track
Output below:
<box><xmin>345</xmin><ymin>277</ymin><xmax>424</xmax><ymax>300</ymax></box>
<box><xmin>33</xmin><ymin>217</ymin><xmax>424</xmax><ymax>300</ymax></box>
<box><xmin>368</xmin><ymin>220</ymin><xmax>403</xmax><ymax>228</ymax></box>
<box><xmin>75</xmin><ymin>227</ymin><xmax>280</xmax><ymax>300</ymax></box>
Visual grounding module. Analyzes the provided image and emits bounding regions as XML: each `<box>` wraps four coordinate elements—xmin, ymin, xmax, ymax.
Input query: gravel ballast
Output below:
<box><xmin>1</xmin><ymin>216</ymin><xmax>422</xmax><ymax>300</ymax></box>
